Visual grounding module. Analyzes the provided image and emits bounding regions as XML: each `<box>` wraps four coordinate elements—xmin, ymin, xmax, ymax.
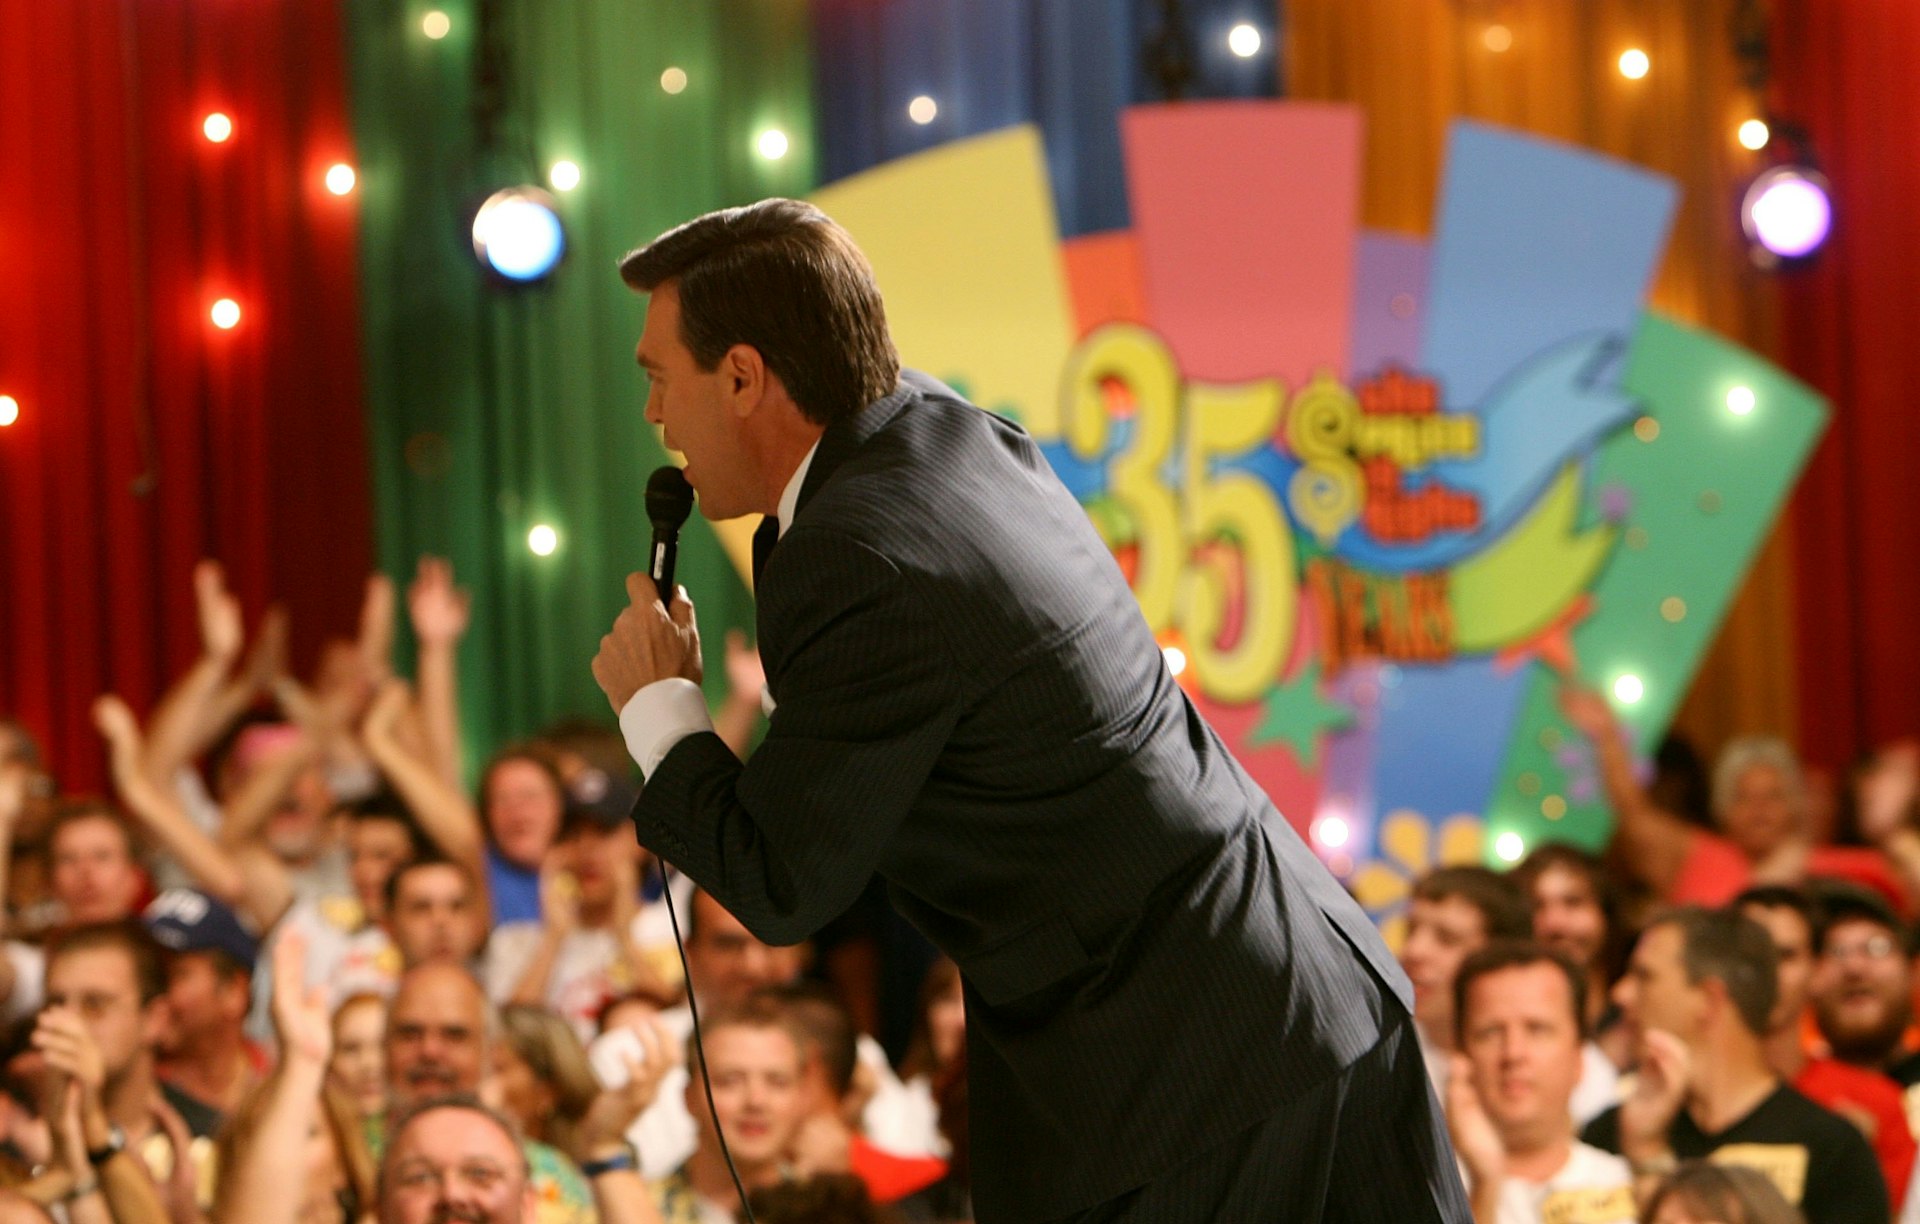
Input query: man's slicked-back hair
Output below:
<box><xmin>620</xmin><ymin>199</ymin><xmax>900</xmax><ymax>427</ymax></box>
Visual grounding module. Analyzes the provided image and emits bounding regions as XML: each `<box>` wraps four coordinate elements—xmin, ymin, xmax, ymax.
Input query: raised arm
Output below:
<box><xmin>1558</xmin><ymin>681</ymin><xmax>1694</xmax><ymax>897</ymax></box>
<box><xmin>406</xmin><ymin>556</ymin><xmax>471</xmax><ymax>790</ymax></box>
<box><xmin>143</xmin><ymin>562</ymin><xmax>285</xmax><ymax>787</ymax></box>
<box><xmin>212</xmin><ymin>929</ymin><xmax>332</xmax><ymax>1224</ymax></box>
<box><xmin>96</xmin><ymin>696</ymin><xmax>293</xmax><ymax>931</ymax></box>
<box><xmin>361</xmin><ymin>680</ymin><xmax>491</xmax><ymax>926</ymax></box>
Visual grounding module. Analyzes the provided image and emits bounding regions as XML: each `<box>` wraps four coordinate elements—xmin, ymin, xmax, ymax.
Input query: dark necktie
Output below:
<box><xmin>752</xmin><ymin>515</ymin><xmax>779</xmax><ymax>587</ymax></box>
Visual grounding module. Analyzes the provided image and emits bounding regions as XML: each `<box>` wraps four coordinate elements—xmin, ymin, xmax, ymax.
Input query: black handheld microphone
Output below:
<box><xmin>645</xmin><ymin>466</ymin><xmax>695</xmax><ymax>603</ymax></box>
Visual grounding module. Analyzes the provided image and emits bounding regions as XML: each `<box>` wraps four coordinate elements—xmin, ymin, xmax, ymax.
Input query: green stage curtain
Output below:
<box><xmin>345</xmin><ymin>0</ymin><xmax>813</xmax><ymax>766</ymax></box>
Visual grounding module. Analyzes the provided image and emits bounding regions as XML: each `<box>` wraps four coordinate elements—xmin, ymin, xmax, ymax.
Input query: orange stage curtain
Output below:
<box><xmin>1285</xmin><ymin>0</ymin><xmax>1795</xmax><ymax>762</ymax></box>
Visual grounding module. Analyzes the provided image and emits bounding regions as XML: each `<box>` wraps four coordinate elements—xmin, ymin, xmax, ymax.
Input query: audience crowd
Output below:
<box><xmin>0</xmin><ymin>557</ymin><xmax>1915</xmax><ymax>1223</ymax></box>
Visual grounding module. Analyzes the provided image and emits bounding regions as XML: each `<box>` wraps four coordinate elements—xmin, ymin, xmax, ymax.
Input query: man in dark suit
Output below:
<box><xmin>592</xmin><ymin>199</ymin><xmax>1470</xmax><ymax>1222</ymax></box>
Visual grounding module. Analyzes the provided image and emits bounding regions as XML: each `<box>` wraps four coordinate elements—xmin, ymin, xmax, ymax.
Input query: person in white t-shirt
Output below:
<box><xmin>1446</xmin><ymin>941</ymin><xmax>1636</xmax><ymax>1224</ymax></box>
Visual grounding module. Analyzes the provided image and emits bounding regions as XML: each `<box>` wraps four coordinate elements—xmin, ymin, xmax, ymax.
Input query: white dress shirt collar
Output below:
<box><xmin>775</xmin><ymin>440</ymin><xmax>820</xmax><ymax>538</ymax></box>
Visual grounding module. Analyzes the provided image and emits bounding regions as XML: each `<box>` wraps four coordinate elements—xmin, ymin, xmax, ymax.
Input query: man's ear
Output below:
<box><xmin>723</xmin><ymin>345</ymin><xmax>767</xmax><ymax>416</ymax></box>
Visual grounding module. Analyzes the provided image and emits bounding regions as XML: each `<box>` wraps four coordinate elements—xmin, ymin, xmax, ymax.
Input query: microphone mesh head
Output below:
<box><xmin>646</xmin><ymin>466</ymin><xmax>695</xmax><ymax>529</ymax></box>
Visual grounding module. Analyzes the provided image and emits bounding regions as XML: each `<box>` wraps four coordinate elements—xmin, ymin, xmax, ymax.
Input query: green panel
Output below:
<box><xmin>346</xmin><ymin>0</ymin><xmax>813</xmax><ymax>770</ymax></box>
<box><xmin>1485</xmin><ymin>312</ymin><xmax>1827</xmax><ymax>853</ymax></box>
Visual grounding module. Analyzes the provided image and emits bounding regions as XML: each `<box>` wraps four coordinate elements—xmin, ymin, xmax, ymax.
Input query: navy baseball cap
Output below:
<box><xmin>562</xmin><ymin>766</ymin><xmax>639</xmax><ymax>833</ymax></box>
<box><xmin>143</xmin><ymin>889</ymin><xmax>260</xmax><ymax>973</ymax></box>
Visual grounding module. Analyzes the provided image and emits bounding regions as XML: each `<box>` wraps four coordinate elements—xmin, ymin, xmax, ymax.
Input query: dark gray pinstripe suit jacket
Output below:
<box><xmin>632</xmin><ymin>371</ymin><xmax>1418</xmax><ymax>1221</ymax></box>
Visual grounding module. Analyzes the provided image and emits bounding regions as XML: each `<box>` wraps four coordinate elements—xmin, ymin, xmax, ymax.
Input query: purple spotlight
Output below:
<box><xmin>1741</xmin><ymin>165</ymin><xmax>1832</xmax><ymax>262</ymax></box>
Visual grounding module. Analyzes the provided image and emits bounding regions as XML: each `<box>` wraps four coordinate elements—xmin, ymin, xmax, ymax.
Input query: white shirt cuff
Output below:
<box><xmin>619</xmin><ymin>678</ymin><xmax>714</xmax><ymax>779</ymax></box>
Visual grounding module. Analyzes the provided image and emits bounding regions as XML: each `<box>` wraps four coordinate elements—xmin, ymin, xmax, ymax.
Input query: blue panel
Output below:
<box><xmin>810</xmin><ymin>0</ymin><xmax>1279</xmax><ymax>238</ymax></box>
<box><xmin>1368</xmin><ymin>658</ymin><xmax>1532</xmax><ymax>825</ymax></box>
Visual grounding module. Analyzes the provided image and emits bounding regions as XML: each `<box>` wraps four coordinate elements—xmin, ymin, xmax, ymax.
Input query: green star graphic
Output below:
<box><xmin>1247</xmin><ymin>664</ymin><xmax>1356</xmax><ymax>766</ymax></box>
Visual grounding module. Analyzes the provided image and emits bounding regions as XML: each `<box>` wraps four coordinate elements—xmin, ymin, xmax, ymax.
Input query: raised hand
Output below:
<box><xmin>0</xmin><ymin>762</ymin><xmax>28</xmax><ymax>834</ymax></box>
<box><xmin>194</xmin><ymin>560</ymin><xmax>244</xmax><ymax>667</ymax></box>
<box><xmin>92</xmin><ymin>695</ymin><xmax>146</xmax><ymax>791</ymax></box>
<box><xmin>361</xmin><ymin>676</ymin><xmax>413</xmax><ymax>747</ymax></box>
<box><xmin>408</xmin><ymin>556</ymin><xmax>471</xmax><ymax>646</ymax></box>
<box><xmin>239</xmin><ymin>604</ymin><xmax>290</xmax><ymax>699</ymax></box>
<box><xmin>1858</xmin><ymin>741</ymin><xmax>1920</xmax><ymax>846</ymax></box>
<box><xmin>357</xmin><ymin>573</ymin><xmax>397</xmax><ymax>687</ymax></box>
<box><xmin>269</xmin><ymin>928</ymin><xmax>331</xmax><ymax>1067</ymax></box>
<box><xmin>576</xmin><ymin>1019</ymin><xmax>681</xmax><ymax>1159</ymax></box>
<box><xmin>1557</xmin><ymin>681</ymin><xmax>1618</xmax><ymax>744</ymax></box>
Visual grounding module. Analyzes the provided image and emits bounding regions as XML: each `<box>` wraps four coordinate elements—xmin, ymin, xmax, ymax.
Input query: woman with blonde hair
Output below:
<box><xmin>493</xmin><ymin>1003</ymin><xmax>600</xmax><ymax>1158</ymax></box>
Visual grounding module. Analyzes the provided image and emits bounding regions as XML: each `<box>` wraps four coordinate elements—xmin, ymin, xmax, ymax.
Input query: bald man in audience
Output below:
<box><xmin>376</xmin><ymin>962</ymin><xmax>595</xmax><ymax>1224</ymax></box>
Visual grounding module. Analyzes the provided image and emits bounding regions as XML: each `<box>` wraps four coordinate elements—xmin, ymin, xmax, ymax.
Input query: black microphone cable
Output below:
<box><xmin>639</xmin><ymin>464</ymin><xmax>757</xmax><ymax>1221</ymax></box>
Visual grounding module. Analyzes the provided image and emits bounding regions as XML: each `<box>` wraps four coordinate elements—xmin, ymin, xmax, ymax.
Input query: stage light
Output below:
<box><xmin>1162</xmin><ymin>645</ymin><xmax>1187</xmax><ymax>677</ymax></box>
<box><xmin>1742</xmin><ymin>165</ymin><xmax>1832</xmax><ymax>263</ymax></box>
<box><xmin>422</xmin><ymin>10</ymin><xmax>450</xmax><ymax>39</ymax></box>
<box><xmin>908</xmin><ymin>96</ymin><xmax>938</xmax><ymax>125</ymax></box>
<box><xmin>1738</xmin><ymin>119</ymin><xmax>1770</xmax><ymax>150</ymax></box>
<box><xmin>325</xmin><ymin>164</ymin><xmax>357</xmax><ymax>195</ymax></box>
<box><xmin>660</xmin><ymin>67</ymin><xmax>688</xmax><ymax>95</ymax></box>
<box><xmin>1618</xmin><ymin>49</ymin><xmax>1650</xmax><ymax>80</ymax></box>
<box><xmin>755</xmin><ymin>128</ymin><xmax>790</xmax><ymax>161</ymax></box>
<box><xmin>1227</xmin><ymin>24</ymin><xmax>1262</xmax><ymax>58</ymax></box>
<box><xmin>0</xmin><ymin>396</ymin><xmax>18</xmax><ymax>427</ymax></box>
<box><xmin>210</xmin><ymin>299</ymin><xmax>241</xmax><ymax>330</ymax></box>
<box><xmin>203</xmin><ymin>113</ymin><xmax>234</xmax><ymax>144</ymax></box>
<box><xmin>1314</xmin><ymin>816</ymin><xmax>1350</xmax><ymax>850</ymax></box>
<box><xmin>1726</xmin><ymin>385</ymin><xmax>1756</xmax><ymax>416</ymax></box>
<box><xmin>528</xmin><ymin>525</ymin><xmax>558</xmax><ymax>556</ymax></box>
<box><xmin>549</xmin><ymin>160</ymin><xmax>581</xmax><ymax>192</ymax></box>
<box><xmin>471</xmin><ymin>186</ymin><xmax>566</xmax><ymax>285</ymax></box>
<box><xmin>1612</xmin><ymin>673</ymin><xmax>1645</xmax><ymax>706</ymax></box>
<box><xmin>1495</xmin><ymin>832</ymin><xmax>1526</xmax><ymax>864</ymax></box>
<box><xmin>1483</xmin><ymin>25</ymin><xmax>1513</xmax><ymax>53</ymax></box>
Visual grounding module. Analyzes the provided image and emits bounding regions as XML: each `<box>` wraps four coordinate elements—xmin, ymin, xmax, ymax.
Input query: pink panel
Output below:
<box><xmin>1122</xmin><ymin>102</ymin><xmax>1363</xmax><ymax>385</ymax></box>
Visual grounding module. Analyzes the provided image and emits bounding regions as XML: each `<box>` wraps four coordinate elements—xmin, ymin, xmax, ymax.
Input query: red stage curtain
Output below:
<box><xmin>1774</xmin><ymin>0</ymin><xmax>1920</xmax><ymax>770</ymax></box>
<box><xmin>0</xmin><ymin>2</ymin><xmax>371</xmax><ymax>791</ymax></box>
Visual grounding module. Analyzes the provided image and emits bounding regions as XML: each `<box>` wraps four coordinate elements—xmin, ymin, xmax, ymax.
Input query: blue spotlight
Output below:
<box><xmin>472</xmin><ymin>186</ymin><xmax>567</xmax><ymax>284</ymax></box>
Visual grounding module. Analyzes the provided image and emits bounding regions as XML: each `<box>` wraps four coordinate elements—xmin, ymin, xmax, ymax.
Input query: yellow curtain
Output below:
<box><xmin>1286</xmin><ymin>0</ymin><xmax>1797</xmax><ymax>759</ymax></box>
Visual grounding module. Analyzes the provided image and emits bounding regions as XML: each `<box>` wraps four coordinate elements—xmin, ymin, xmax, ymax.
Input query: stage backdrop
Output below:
<box><xmin>791</xmin><ymin>106</ymin><xmax>1826</xmax><ymax>946</ymax></box>
<box><xmin>344</xmin><ymin>0</ymin><xmax>811</xmax><ymax>764</ymax></box>
<box><xmin>0</xmin><ymin>0</ymin><xmax>372</xmax><ymax>792</ymax></box>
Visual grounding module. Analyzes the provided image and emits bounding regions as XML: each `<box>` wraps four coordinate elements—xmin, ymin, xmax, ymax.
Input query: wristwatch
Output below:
<box><xmin>580</xmin><ymin>1145</ymin><xmax>639</xmax><ymax>1178</ymax></box>
<box><xmin>86</xmin><ymin>1124</ymin><xmax>127</xmax><ymax>1167</ymax></box>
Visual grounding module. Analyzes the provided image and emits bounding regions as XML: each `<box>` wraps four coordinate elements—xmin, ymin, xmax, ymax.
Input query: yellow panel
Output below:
<box><xmin>811</xmin><ymin>127</ymin><xmax>1077</xmax><ymax>441</ymax></box>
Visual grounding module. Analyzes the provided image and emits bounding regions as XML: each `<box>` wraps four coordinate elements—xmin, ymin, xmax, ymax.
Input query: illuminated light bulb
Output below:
<box><xmin>1495</xmin><ymin>832</ymin><xmax>1526</xmax><ymax>863</ymax></box>
<box><xmin>0</xmin><ymin>396</ymin><xmax>18</xmax><ymax>427</ymax></box>
<box><xmin>1162</xmin><ymin>645</ymin><xmax>1187</xmax><ymax>677</ymax></box>
<box><xmin>1483</xmin><ymin>24</ymin><xmax>1513</xmax><ymax>53</ymax></box>
<box><xmin>1612</xmin><ymin>673</ymin><xmax>1646</xmax><ymax>705</ymax></box>
<box><xmin>1618</xmin><ymin>49</ymin><xmax>1650</xmax><ymax>80</ymax></box>
<box><xmin>422</xmin><ymin>10</ymin><xmax>451</xmax><ymax>39</ymax></box>
<box><xmin>660</xmin><ymin>67</ymin><xmax>688</xmax><ymax>95</ymax></box>
<box><xmin>549</xmin><ymin>160</ymin><xmax>581</xmax><ymax>192</ymax></box>
<box><xmin>1742</xmin><ymin>166</ymin><xmax>1833</xmax><ymax>261</ymax></box>
<box><xmin>1726</xmin><ymin>385</ymin><xmax>1756</xmax><ymax>416</ymax></box>
<box><xmin>908</xmin><ymin>96</ymin><xmax>937</xmax><ymax>125</ymax></box>
<box><xmin>1315</xmin><ymin>816</ymin><xmax>1351</xmax><ymax>850</ymax></box>
<box><xmin>527</xmin><ymin>525</ymin><xmax>559</xmax><ymax>556</ymax></box>
<box><xmin>210</xmin><ymin>299</ymin><xmax>242</xmax><ymax>330</ymax></box>
<box><xmin>1227</xmin><ymin>24</ymin><xmax>1262</xmax><ymax>58</ymax></box>
<box><xmin>755</xmin><ymin>128</ymin><xmax>789</xmax><ymax>160</ymax></box>
<box><xmin>325</xmin><ymin>164</ymin><xmax>356</xmax><ymax>195</ymax></box>
<box><xmin>1738</xmin><ymin>119</ymin><xmax>1770</xmax><ymax>151</ymax></box>
<box><xmin>203</xmin><ymin>113</ymin><xmax>234</xmax><ymax>143</ymax></box>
